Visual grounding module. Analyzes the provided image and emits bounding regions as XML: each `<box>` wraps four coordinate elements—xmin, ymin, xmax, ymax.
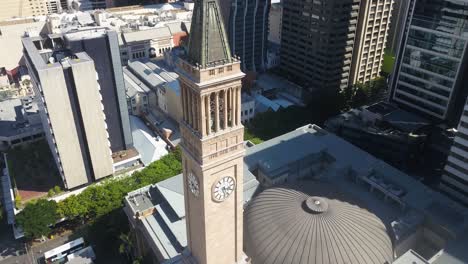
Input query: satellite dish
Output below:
<box><xmin>48</xmin><ymin>57</ymin><xmax>56</xmax><ymax>64</ymax></box>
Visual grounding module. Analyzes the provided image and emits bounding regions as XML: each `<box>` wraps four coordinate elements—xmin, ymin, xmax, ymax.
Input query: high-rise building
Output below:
<box><xmin>64</xmin><ymin>29</ymin><xmax>133</xmax><ymax>152</ymax></box>
<box><xmin>280</xmin><ymin>0</ymin><xmax>393</xmax><ymax>91</ymax></box>
<box><xmin>349</xmin><ymin>0</ymin><xmax>394</xmax><ymax>84</ymax></box>
<box><xmin>386</xmin><ymin>0</ymin><xmax>414</xmax><ymax>54</ymax></box>
<box><xmin>268</xmin><ymin>0</ymin><xmax>283</xmax><ymax>46</ymax></box>
<box><xmin>218</xmin><ymin>0</ymin><xmax>270</xmax><ymax>72</ymax></box>
<box><xmin>177</xmin><ymin>0</ymin><xmax>245</xmax><ymax>263</ymax></box>
<box><xmin>441</xmin><ymin>97</ymin><xmax>468</xmax><ymax>206</ymax></box>
<box><xmin>0</xmin><ymin>0</ymin><xmax>61</xmax><ymax>21</ymax></box>
<box><xmin>22</xmin><ymin>35</ymin><xmax>114</xmax><ymax>189</ymax></box>
<box><xmin>389</xmin><ymin>0</ymin><xmax>468</xmax><ymax>125</ymax></box>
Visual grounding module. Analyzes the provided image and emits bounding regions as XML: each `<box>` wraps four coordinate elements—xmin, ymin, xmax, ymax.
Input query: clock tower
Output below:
<box><xmin>177</xmin><ymin>0</ymin><xmax>246</xmax><ymax>264</ymax></box>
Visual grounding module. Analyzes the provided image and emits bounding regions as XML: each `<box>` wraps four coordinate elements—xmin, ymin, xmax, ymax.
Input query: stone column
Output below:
<box><xmin>230</xmin><ymin>88</ymin><xmax>235</xmax><ymax>127</ymax></box>
<box><xmin>206</xmin><ymin>94</ymin><xmax>211</xmax><ymax>135</ymax></box>
<box><xmin>237</xmin><ymin>87</ymin><xmax>242</xmax><ymax>126</ymax></box>
<box><xmin>181</xmin><ymin>85</ymin><xmax>186</xmax><ymax>122</ymax></box>
<box><xmin>233</xmin><ymin>87</ymin><xmax>238</xmax><ymax>126</ymax></box>
<box><xmin>201</xmin><ymin>95</ymin><xmax>206</xmax><ymax>136</ymax></box>
<box><xmin>215</xmin><ymin>91</ymin><xmax>220</xmax><ymax>132</ymax></box>
<box><xmin>223</xmin><ymin>90</ymin><xmax>228</xmax><ymax>129</ymax></box>
<box><xmin>192</xmin><ymin>92</ymin><xmax>198</xmax><ymax>132</ymax></box>
<box><xmin>187</xmin><ymin>88</ymin><xmax>193</xmax><ymax>127</ymax></box>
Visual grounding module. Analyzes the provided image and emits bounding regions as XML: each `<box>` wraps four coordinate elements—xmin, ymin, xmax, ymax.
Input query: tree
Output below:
<box><xmin>57</xmin><ymin>195</ymin><xmax>88</xmax><ymax>220</ymax></box>
<box><xmin>119</xmin><ymin>232</ymin><xmax>135</xmax><ymax>261</ymax></box>
<box><xmin>16</xmin><ymin>199</ymin><xmax>59</xmax><ymax>239</ymax></box>
<box><xmin>53</xmin><ymin>186</ymin><xmax>62</xmax><ymax>194</ymax></box>
<box><xmin>14</xmin><ymin>194</ymin><xmax>22</xmax><ymax>209</ymax></box>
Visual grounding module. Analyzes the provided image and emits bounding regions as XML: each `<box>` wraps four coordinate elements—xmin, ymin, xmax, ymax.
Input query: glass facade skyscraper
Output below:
<box><xmin>218</xmin><ymin>0</ymin><xmax>270</xmax><ymax>72</ymax></box>
<box><xmin>391</xmin><ymin>0</ymin><xmax>468</xmax><ymax>124</ymax></box>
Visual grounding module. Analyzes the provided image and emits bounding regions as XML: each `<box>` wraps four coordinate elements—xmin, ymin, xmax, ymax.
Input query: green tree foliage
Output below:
<box><xmin>245</xmin><ymin>90</ymin><xmax>344</xmax><ymax>142</ymax></box>
<box><xmin>14</xmin><ymin>194</ymin><xmax>22</xmax><ymax>209</ymax></box>
<box><xmin>47</xmin><ymin>189</ymin><xmax>55</xmax><ymax>198</ymax></box>
<box><xmin>53</xmin><ymin>186</ymin><xmax>62</xmax><ymax>194</ymax></box>
<box><xmin>56</xmin><ymin>150</ymin><xmax>182</xmax><ymax>220</ymax></box>
<box><xmin>341</xmin><ymin>77</ymin><xmax>387</xmax><ymax>109</ymax></box>
<box><xmin>16</xmin><ymin>150</ymin><xmax>182</xmax><ymax>240</ymax></box>
<box><xmin>16</xmin><ymin>199</ymin><xmax>59</xmax><ymax>239</ymax></box>
<box><xmin>57</xmin><ymin>195</ymin><xmax>88</xmax><ymax>220</ymax></box>
<box><xmin>244</xmin><ymin>128</ymin><xmax>264</xmax><ymax>145</ymax></box>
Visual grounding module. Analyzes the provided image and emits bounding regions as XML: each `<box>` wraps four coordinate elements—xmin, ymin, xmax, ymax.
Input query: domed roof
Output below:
<box><xmin>245</xmin><ymin>183</ymin><xmax>393</xmax><ymax>264</ymax></box>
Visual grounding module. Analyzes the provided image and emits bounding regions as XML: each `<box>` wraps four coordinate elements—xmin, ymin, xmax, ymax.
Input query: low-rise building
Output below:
<box><xmin>325</xmin><ymin>101</ymin><xmax>430</xmax><ymax>170</ymax></box>
<box><xmin>240</xmin><ymin>94</ymin><xmax>255</xmax><ymax>123</ymax></box>
<box><xmin>126</xmin><ymin>60</ymin><xmax>182</xmax><ymax>123</ymax></box>
<box><xmin>0</xmin><ymin>97</ymin><xmax>44</xmax><ymax>150</ymax></box>
<box><xmin>124</xmin><ymin>67</ymin><xmax>155</xmax><ymax>116</ymax></box>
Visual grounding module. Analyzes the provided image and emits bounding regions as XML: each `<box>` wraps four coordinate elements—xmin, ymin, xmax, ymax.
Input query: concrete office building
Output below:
<box><xmin>441</xmin><ymin>98</ymin><xmax>468</xmax><ymax>206</ymax></box>
<box><xmin>218</xmin><ymin>0</ymin><xmax>270</xmax><ymax>72</ymax></box>
<box><xmin>280</xmin><ymin>0</ymin><xmax>394</xmax><ymax>91</ymax></box>
<box><xmin>280</xmin><ymin>0</ymin><xmax>359</xmax><ymax>90</ymax></box>
<box><xmin>65</xmin><ymin>29</ymin><xmax>133</xmax><ymax>152</ymax></box>
<box><xmin>0</xmin><ymin>0</ymin><xmax>61</xmax><ymax>21</ymax></box>
<box><xmin>349</xmin><ymin>0</ymin><xmax>394</xmax><ymax>84</ymax></box>
<box><xmin>22</xmin><ymin>35</ymin><xmax>114</xmax><ymax>189</ymax></box>
<box><xmin>268</xmin><ymin>0</ymin><xmax>282</xmax><ymax>46</ymax></box>
<box><xmin>390</xmin><ymin>0</ymin><xmax>468</xmax><ymax>125</ymax></box>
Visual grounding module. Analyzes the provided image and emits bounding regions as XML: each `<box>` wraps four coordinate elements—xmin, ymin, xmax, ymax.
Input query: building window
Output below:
<box><xmin>227</xmin><ymin>65</ymin><xmax>232</xmax><ymax>71</ymax></box>
<box><xmin>209</xmin><ymin>69</ymin><xmax>215</xmax><ymax>75</ymax></box>
<box><xmin>218</xmin><ymin>68</ymin><xmax>224</xmax><ymax>74</ymax></box>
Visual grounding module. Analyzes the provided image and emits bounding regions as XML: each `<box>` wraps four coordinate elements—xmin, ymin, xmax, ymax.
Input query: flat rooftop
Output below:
<box><xmin>326</xmin><ymin>101</ymin><xmax>431</xmax><ymax>134</ymax></box>
<box><xmin>0</xmin><ymin>98</ymin><xmax>42</xmax><ymax>138</ymax></box>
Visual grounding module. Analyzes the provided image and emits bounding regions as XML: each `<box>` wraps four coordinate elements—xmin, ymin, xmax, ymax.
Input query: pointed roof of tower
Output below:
<box><xmin>187</xmin><ymin>0</ymin><xmax>232</xmax><ymax>68</ymax></box>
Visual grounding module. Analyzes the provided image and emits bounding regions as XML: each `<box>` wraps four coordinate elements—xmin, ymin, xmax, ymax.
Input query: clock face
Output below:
<box><xmin>212</xmin><ymin>176</ymin><xmax>236</xmax><ymax>202</ymax></box>
<box><xmin>188</xmin><ymin>172</ymin><xmax>200</xmax><ymax>197</ymax></box>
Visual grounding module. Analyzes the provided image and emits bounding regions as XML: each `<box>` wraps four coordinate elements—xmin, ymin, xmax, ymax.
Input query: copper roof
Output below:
<box><xmin>245</xmin><ymin>183</ymin><xmax>394</xmax><ymax>264</ymax></box>
<box><xmin>186</xmin><ymin>0</ymin><xmax>232</xmax><ymax>68</ymax></box>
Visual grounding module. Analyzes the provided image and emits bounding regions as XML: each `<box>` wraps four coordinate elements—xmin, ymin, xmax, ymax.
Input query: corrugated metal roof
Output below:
<box><xmin>128</xmin><ymin>61</ymin><xmax>166</xmax><ymax>88</ymax></box>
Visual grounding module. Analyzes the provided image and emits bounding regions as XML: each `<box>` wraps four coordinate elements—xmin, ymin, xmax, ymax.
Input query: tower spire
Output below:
<box><xmin>187</xmin><ymin>0</ymin><xmax>232</xmax><ymax>68</ymax></box>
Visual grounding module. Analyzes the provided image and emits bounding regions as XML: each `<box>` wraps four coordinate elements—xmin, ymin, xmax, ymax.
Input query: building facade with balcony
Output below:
<box><xmin>350</xmin><ymin>0</ymin><xmax>394</xmax><ymax>85</ymax></box>
<box><xmin>280</xmin><ymin>0</ymin><xmax>392</xmax><ymax>91</ymax></box>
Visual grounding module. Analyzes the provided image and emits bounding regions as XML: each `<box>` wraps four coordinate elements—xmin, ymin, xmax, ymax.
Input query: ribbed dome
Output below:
<box><xmin>245</xmin><ymin>183</ymin><xmax>393</xmax><ymax>264</ymax></box>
